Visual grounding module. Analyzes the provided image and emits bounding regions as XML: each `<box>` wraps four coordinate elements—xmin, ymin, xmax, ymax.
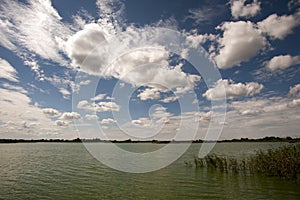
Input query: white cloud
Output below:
<box><xmin>85</xmin><ymin>114</ymin><xmax>98</xmax><ymax>120</ymax></box>
<box><xmin>229</xmin><ymin>98</ymin><xmax>289</xmax><ymax>114</ymax></box>
<box><xmin>100</xmin><ymin>118</ymin><xmax>116</xmax><ymax>124</ymax></box>
<box><xmin>110</xmin><ymin>49</ymin><xmax>200</xmax><ymax>92</ymax></box>
<box><xmin>59</xmin><ymin>88</ymin><xmax>71</xmax><ymax>99</ymax></box>
<box><xmin>43</xmin><ymin>108</ymin><xmax>61</xmax><ymax>117</ymax></box>
<box><xmin>45</xmin><ymin>74</ymin><xmax>79</xmax><ymax>99</ymax></box>
<box><xmin>91</xmin><ymin>93</ymin><xmax>106</xmax><ymax>101</ymax></box>
<box><xmin>106</xmin><ymin>96</ymin><xmax>115</xmax><ymax>101</ymax></box>
<box><xmin>266</xmin><ymin>55</ymin><xmax>300</xmax><ymax>71</ymax></box>
<box><xmin>0</xmin><ymin>0</ymin><xmax>72</xmax><ymax>64</ymax></box>
<box><xmin>218</xmin><ymin>97</ymin><xmax>300</xmax><ymax>139</ymax></box>
<box><xmin>77</xmin><ymin>100</ymin><xmax>120</xmax><ymax>112</ymax></box>
<box><xmin>214</xmin><ymin>21</ymin><xmax>266</xmax><ymax>69</ymax></box>
<box><xmin>132</xmin><ymin>118</ymin><xmax>152</xmax><ymax>127</ymax></box>
<box><xmin>289</xmin><ymin>83</ymin><xmax>300</xmax><ymax>98</ymax></box>
<box><xmin>62</xmin><ymin>23</ymin><xmax>108</xmax><ymax>71</ymax></box>
<box><xmin>60</xmin><ymin>112</ymin><xmax>81</xmax><ymax>121</ymax></box>
<box><xmin>79</xmin><ymin>80</ymin><xmax>91</xmax><ymax>86</ymax></box>
<box><xmin>23</xmin><ymin>59</ymin><xmax>45</xmax><ymax>81</ymax></box>
<box><xmin>77</xmin><ymin>100</ymin><xmax>96</xmax><ymax>111</ymax></box>
<box><xmin>151</xmin><ymin>106</ymin><xmax>173</xmax><ymax>119</ymax></box>
<box><xmin>55</xmin><ymin>120</ymin><xmax>68</xmax><ymax>127</ymax></box>
<box><xmin>138</xmin><ymin>88</ymin><xmax>160</xmax><ymax>101</ymax></box>
<box><xmin>230</xmin><ymin>0</ymin><xmax>261</xmax><ymax>19</ymax></box>
<box><xmin>98</xmin><ymin>101</ymin><xmax>120</xmax><ymax>112</ymax></box>
<box><xmin>160</xmin><ymin>95</ymin><xmax>179</xmax><ymax>103</ymax></box>
<box><xmin>186</xmin><ymin>32</ymin><xmax>216</xmax><ymax>48</ymax></box>
<box><xmin>1</xmin><ymin>82</ymin><xmax>28</xmax><ymax>94</ymax></box>
<box><xmin>0</xmin><ymin>61</ymin><xmax>58</xmax><ymax>138</ymax></box>
<box><xmin>63</xmin><ymin>24</ymin><xmax>201</xmax><ymax>97</ymax></box>
<box><xmin>0</xmin><ymin>85</ymin><xmax>72</xmax><ymax>138</ymax></box>
<box><xmin>289</xmin><ymin>98</ymin><xmax>300</xmax><ymax>107</ymax></box>
<box><xmin>240</xmin><ymin>109</ymin><xmax>264</xmax><ymax>116</ymax></box>
<box><xmin>195</xmin><ymin>111</ymin><xmax>212</xmax><ymax>121</ymax></box>
<box><xmin>96</xmin><ymin>0</ymin><xmax>124</xmax><ymax>29</ymax></box>
<box><xmin>258</xmin><ymin>10</ymin><xmax>300</xmax><ymax>40</ymax></box>
<box><xmin>0</xmin><ymin>58</ymin><xmax>18</xmax><ymax>82</ymax></box>
<box><xmin>0</xmin><ymin>19</ymin><xmax>16</xmax><ymax>50</ymax></box>
<box><xmin>203</xmin><ymin>79</ymin><xmax>264</xmax><ymax>100</ymax></box>
<box><xmin>184</xmin><ymin>5</ymin><xmax>225</xmax><ymax>24</ymax></box>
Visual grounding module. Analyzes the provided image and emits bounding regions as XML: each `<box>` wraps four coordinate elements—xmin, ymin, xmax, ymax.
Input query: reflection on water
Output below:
<box><xmin>0</xmin><ymin>142</ymin><xmax>299</xmax><ymax>199</ymax></box>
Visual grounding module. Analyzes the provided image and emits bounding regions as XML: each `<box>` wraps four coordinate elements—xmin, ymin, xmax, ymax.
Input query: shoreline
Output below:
<box><xmin>1</xmin><ymin>136</ymin><xmax>299</xmax><ymax>144</ymax></box>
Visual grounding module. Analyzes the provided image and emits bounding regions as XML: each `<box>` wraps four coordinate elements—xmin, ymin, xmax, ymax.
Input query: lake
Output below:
<box><xmin>1</xmin><ymin>142</ymin><xmax>299</xmax><ymax>199</ymax></box>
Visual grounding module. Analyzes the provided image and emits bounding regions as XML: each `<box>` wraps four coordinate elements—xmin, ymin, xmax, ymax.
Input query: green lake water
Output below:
<box><xmin>1</xmin><ymin>142</ymin><xmax>299</xmax><ymax>199</ymax></box>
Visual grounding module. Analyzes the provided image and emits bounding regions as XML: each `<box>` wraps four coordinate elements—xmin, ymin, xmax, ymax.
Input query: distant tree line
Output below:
<box><xmin>0</xmin><ymin>136</ymin><xmax>299</xmax><ymax>143</ymax></box>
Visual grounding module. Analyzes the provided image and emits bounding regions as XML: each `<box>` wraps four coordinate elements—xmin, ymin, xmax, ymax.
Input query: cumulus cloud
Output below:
<box><xmin>216</xmin><ymin>97</ymin><xmax>300</xmax><ymax>139</ymax></box>
<box><xmin>59</xmin><ymin>88</ymin><xmax>71</xmax><ymax>99</ymax></box>
<box><xmin>266</xmin><ymin>55</ymin><xmax>300</xmax><ymax>71</ymax></box>
<box><xmin>110</xmin><ymin>49</ymin><xmax>200</xmax><ymax>93</ymax></box>
<box><xmin>77</xmin><ymin>100</ymin><xmax>120</xmax><ymax>112</ymax></box>
<box><xmin>240</xmin><ymin>109</ymin><xmax>264</xmax><ymax>116</ymax></box>
<box><xmin>258</xmin><ymin>10</ymin><xmax>300</xmax><ymax>40</ymax></box>
<box><xmin>195</xmin><ymin>111</ymin><xmax>212</xmax><ymax>121</ymax></box>
<box><xmin>55</xmin><ymin>120</ymin><xmax>68</xmax><ymax>127</ymax></box>
<box><xmin>62</xmin><ymin>23</ymin><xmax>108</xmax><ymax>71</ymax></box>
<box><xmin>150</xmin><ymin>106</ymin><xmax>173</xmax><ymax>125</ymax></box>
<box><xmin>98</xmin><ymin>102</ymin><xmax>120</xmax><ymax>112</ymax></box>
<box><xmin>138</xmin><ymin>88</ymin><xmax>160</xmax><ymax>101</ymax></box>
<box><xmin>203</xmin><ymin>79</ymin><xmax>264</xmax><ymax>100</ymax></box>
<box><xmin>289</xmin><ymin>98</ymin><xmax>300</xmax><ymax>107</ymax></box>
<box><xmin>152</xmin><ymin>106</ymin><xmax>173</xmax><ymax>119</ymax></box>
<box><xmin>0</xmin><ymin>0</ymin><xmax>71</xmax><ymax>64</ymax></box>
<box><xmin>185</xmin><ymin>32</ymin><xmax>216</xmax><ymax>48</ymax></box>
<box><xmin>212</xmin><ymin>10</ymin><xmax>300</xmax><ymax>69</ymax></box>
<box><xmin>288</xmin><ymin>84</ymin><xmax>300</xmax><ymax>108</ymax></box>
<box><xmin>0</xmin><ymin>58</ymin><xmax>18</xmax><ymax>82</ymax></box>
<box><xmin>60</xmin><ymin>112</ymin><xmax>81</xmax><ymax>121</ymax></box>
<box><xmin>0</xmin><ymin>59</ymin><xmax>74</xmax><ymax>137</ymax></box>
<box><xmin>91</xmin><ymin>93</ymin><xmax>106</xmax><ymax>101</ymax></box>
<box><xmin>100</xmin><ymin>118</ymin><xmax>116</xmax><ymax>124</ymax></box>
<box><xmin>160</xmin><ymin>95</ymin><xmax>179</xmax><ymax>103</ymax></box>
<box><xmin>43</xmin><ymin>108</ymin><xmax>61</xmax><ymax>117</ymax></box>
<box><xmin>79</xmin><ymin>80</ymin><xmax>91</xmax><ymax>86</ymax></box>
<box><xmin>0</xmin><ymin>86</ymin><xmax>68</xmax><ymax>137</ymax></box>
<box><xmin>63</xmin><ymin>24</ymin><xmax>201</xmax><ymax>98</ymax></box>
<box><xmin>77</xmin><ymin>100</ymin><xmax>95</xmax><ymax>111</ymax></box>
<box><xmin>96</xmin><ymin>0</ymin><xmax>124</xmax><ymax>29</ymax></box>
<box><xmin>214</xmin><ymin>21</ymin><xmax>266</xmax><ymax>69</ymax></box>
<box><xmin>230</xmin><ymin>0</ymin><xmax>261</xmax><ymax>19</ymax></box>
<box><xmin>85</xmin><ymin>114</ymin><xmax>98</xmax><ymax>120</ymax></box>
<box><xmin>289</xmin><ymin>84</ymin><xmax>300</xmax><ymax>98</ymax></box>
<box><xmin>229</xmin><ymin>98</ymin><xmax>287</xmax><ymax>114</ymax></box>
<box><xmin>23</xmin><ymin>59</ymin><xmax>45</xmax><ymax>81</ymax></box>
<box><xmin>132</xmin><ymin>118</ymin><xmax>152</xmax><ymax>127</ymax></box>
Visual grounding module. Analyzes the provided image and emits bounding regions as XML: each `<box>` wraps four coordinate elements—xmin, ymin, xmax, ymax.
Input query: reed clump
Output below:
<box><xmin>191</xmin><ymin>144</ymin><xmax>300</xmax><ymax>180</ymax></box>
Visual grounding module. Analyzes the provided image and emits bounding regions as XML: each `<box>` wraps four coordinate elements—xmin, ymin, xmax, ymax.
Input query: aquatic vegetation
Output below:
<box><xmin>192</xmin><ymin>144</ymin><xmax>300</xmax><ymax>180</ymax></box>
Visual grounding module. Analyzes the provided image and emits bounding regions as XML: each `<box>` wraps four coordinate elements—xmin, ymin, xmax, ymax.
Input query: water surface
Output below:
<box><xmin>1</xmin><ymin>142</ymin><xmax>299</xmax><ymax>199</ymax></box>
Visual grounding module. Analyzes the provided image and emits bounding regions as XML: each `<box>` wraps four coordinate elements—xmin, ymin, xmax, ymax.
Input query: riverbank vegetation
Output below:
<box><xmin>1</xmin><ymin>136</ymin><xmax>300</xmax><ymax>143</ymax></box>
<box><xmin>191</xmin><ymin>144</ymin><xmax>300</xmax><ymax>181</ymax></box>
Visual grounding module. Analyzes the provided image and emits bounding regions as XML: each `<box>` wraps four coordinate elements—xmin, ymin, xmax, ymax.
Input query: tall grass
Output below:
<box><xmin>191</xmin><ymin>144</ymin><xmax>300</xmax><ymax>180</ymax></box>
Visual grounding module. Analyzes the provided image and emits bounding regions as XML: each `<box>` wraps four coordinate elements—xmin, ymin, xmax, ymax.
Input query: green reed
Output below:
<box><xmin>190</xmin><ymin>144</ymin><xmax>300</xmax><ymax>180</ymax></box>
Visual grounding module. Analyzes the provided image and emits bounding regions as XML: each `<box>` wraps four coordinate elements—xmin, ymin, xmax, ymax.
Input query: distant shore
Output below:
<box><xmin>0</xmin><ymin>136</ymin><xmax>299</xmax><ymax>144</ymax></box>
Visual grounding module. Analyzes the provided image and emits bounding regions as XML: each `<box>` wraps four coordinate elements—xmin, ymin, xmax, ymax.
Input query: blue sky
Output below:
<box><xmin>0</xmin><ymin>0</ymin><xmax>300</xmax><ymax>140</ymax></box>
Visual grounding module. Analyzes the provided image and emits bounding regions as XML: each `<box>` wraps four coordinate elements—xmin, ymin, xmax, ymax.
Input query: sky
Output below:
<box><xmin>0</xmin><ymin>0</ymin><xmax>300</xmax><ymax>140</ymax></box>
